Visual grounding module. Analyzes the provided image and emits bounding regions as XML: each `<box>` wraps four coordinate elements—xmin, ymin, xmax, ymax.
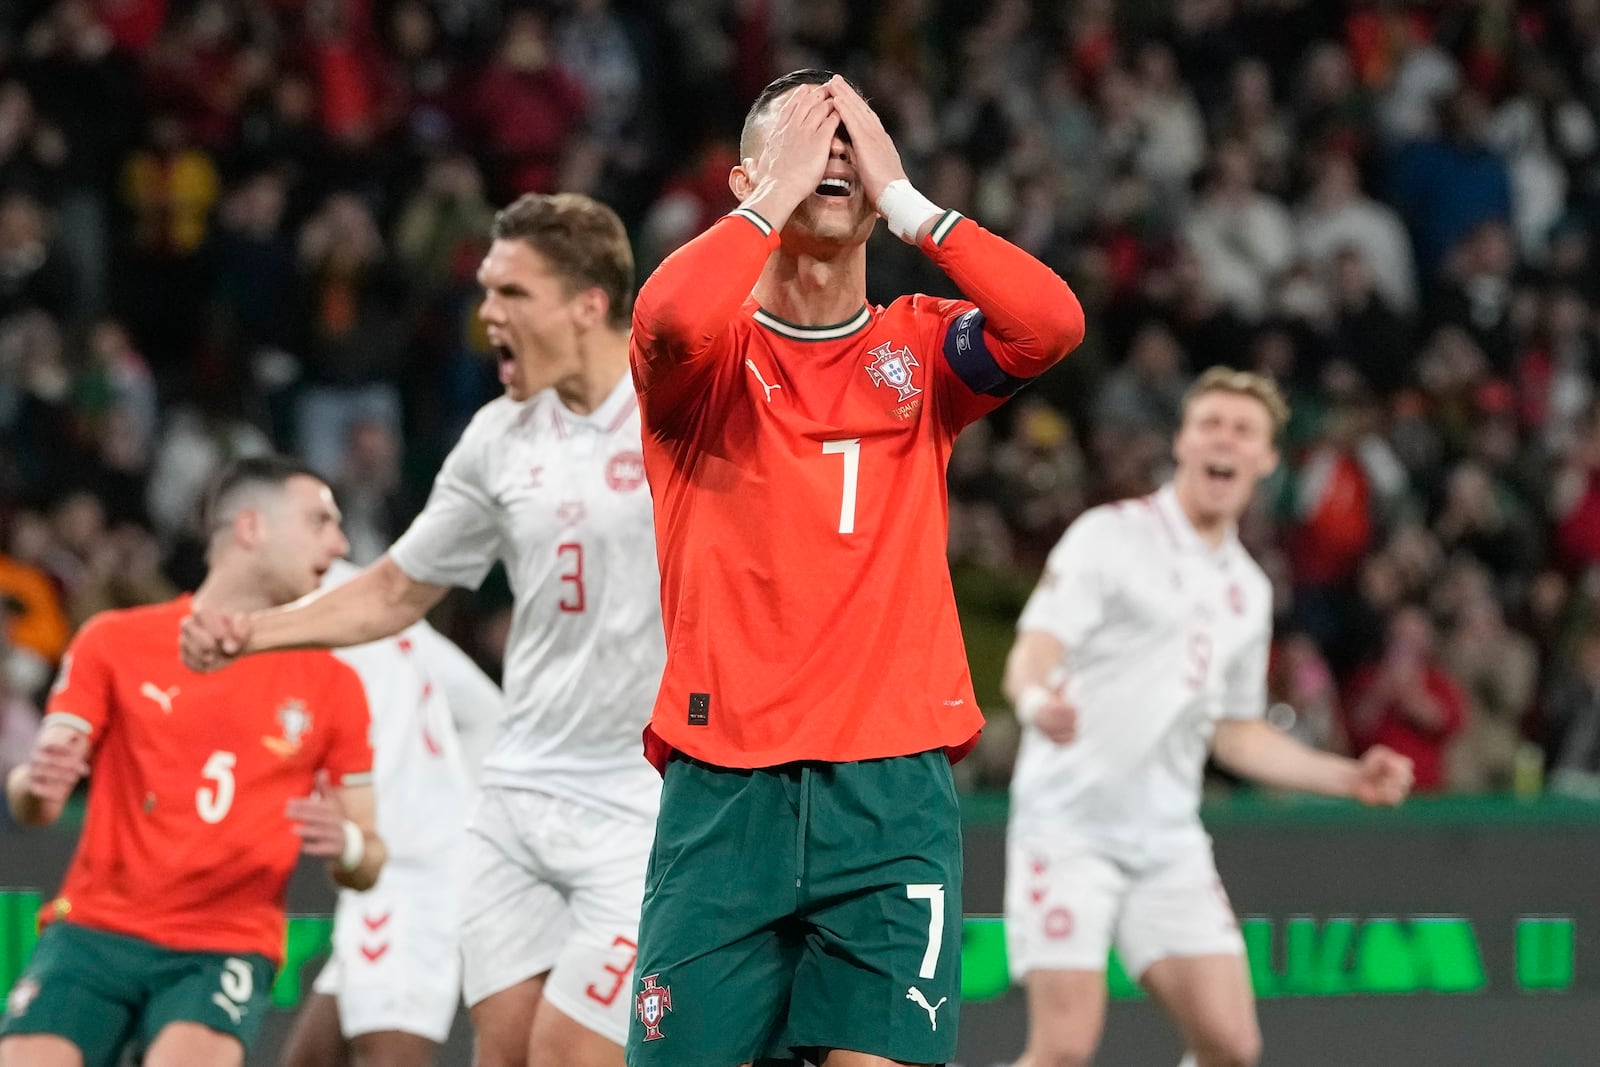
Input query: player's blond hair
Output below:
<box><xmin>492</xmin><ymin>193</ymin><xmax>635</xmax><ymax>330</ymax></box>
<box><xmin>1181</xmin><ymin>367</ymin><xmax>1290</xmax><ymax>435</ymax></box>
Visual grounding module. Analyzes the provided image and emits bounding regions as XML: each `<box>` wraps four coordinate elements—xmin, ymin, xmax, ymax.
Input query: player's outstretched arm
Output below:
<box><xmin>1003</xmin><ymin>630</ymin><xmax>1077</xmax><ymax>745</ymax></box>
<box><xmin>287</xmin><ymin>774</ymin><xmax>387</xmax><ymax>891</ymax></box>
<box><xmin>1211</xmin><ymin>719</ymin><xmax>1414</xmax><ymax>806</ymax></box>
<box><xmin>6</xmin><ymin>722</ymin><xmax>90</xmax><ymax>827</ymax></box>
<box><xmin>182</xmin><ymin>555</ymin><xmax>449</xmax><ymax>671</ymax></box>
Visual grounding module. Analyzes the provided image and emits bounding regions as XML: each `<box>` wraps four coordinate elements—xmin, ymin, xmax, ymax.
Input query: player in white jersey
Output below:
<box><xmin>1002</xmin><ymin>368</ymin><xmax>1415</xmax><ymax>1067</ymax></box>
<box><xmin>281</xmin><ymin>559</ymin><xmax>502</xmax><ymax>1067</ymax></box>
<box><xmin>180</xmin><ymin>193</ymin><xmax>661</xmax><ymax>1067</ymax></box>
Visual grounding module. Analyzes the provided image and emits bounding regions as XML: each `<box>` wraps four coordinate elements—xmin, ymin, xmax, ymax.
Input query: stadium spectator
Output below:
<box><xmin>1345</xmin><ymin>605</ymin><xmax>1468</xmax><ymax>792</ymax></box>
<box><xmin>0</xmin><ymin>191</ymin><xmax>72</xmax><ymax>323</ymax></box>
<box><xmin>291</xmin><ymin>191</ymin><xmax>406</xmax><ymax>479</ymax></box>
<box><xmin>1545</xmin><ymin>626</ymin><xmax>1600</xmax><ymax>798</ymax></box>
<box><xmin>5</xmin><ymin>0</ymin><xmax>1600</xmax><ymax>808</ymax></box>
<box><xmin>465</xmin><ymin>9</ymin><xmax>589</xmax><ymax>200</ymax></box>
<box><xmin>0</xmin><ymin>546</ymin><xmax>68</xmax><ymax>697</ymax></box>
<box><xmin>1296</xmin><ymin>146</ymin><xmax>1418</xmax><ymax>316</ymax></box>
<box><xmin>1441</xmin><ymin>593</ymin><xmax>1538</xmax><ymax>792</ymax></box>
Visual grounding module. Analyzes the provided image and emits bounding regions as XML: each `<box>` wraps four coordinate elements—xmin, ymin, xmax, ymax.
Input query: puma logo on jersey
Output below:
<box><xmin>140</xmin><ymin>683</ymin><xmax>180</xmax><ymax>715</ymax></box>
<box><xmin>744</xmin><ymin>359</ymin><xmax>782</xmax><ymax>402</ymax></box>
<box><xmin>906</xmin><ymin>986</ymin><xmax>947</xmax><ymax>1030</ymax></box>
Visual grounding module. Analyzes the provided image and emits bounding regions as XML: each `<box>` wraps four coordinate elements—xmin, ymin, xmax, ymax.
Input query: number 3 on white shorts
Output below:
<box><xmin>907</xmin><ymin>883</ymin><xmax>945</xmax><ymax>980</ymax></box>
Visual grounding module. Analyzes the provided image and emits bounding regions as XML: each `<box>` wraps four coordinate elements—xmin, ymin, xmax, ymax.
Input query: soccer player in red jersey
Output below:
<box><xmin>625</xmin><ymin>70</ymin><xmax>1086</xmax><ymax>1067</ymax></box>
<box><xmin>0</xmin><ymin>456</ymin><xmax>385</xmax><ymax>1067</ymax></box>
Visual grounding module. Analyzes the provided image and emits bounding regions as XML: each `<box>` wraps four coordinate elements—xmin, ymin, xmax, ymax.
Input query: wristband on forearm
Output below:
<box><xmin>877</xmin><ymin>179</ymin><xmax>942</xmax><ymax>244</ymax></box>
<box><xmin>337</xmin><ymin>819</ymin><xmax>365</xmax><ymax>872</ymax></box>
<box><xmin>1015</xmin><ymin>684</ymin><xmax>1052</xmax><ymax>728</ymax></box>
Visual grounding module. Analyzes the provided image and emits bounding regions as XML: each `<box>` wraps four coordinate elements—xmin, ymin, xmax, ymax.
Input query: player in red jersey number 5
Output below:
<box><xmin>1</xmin><ymin>457</ymin><xmax>385</xmax><ymax>1067</ymax></box>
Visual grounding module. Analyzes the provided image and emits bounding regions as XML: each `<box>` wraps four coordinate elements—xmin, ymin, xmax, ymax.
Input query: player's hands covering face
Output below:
<box><xmin>825</xmin><ymin>75</ymin><xmax>908</xmax><ymax>208</ymax></box>
<box><xmin>746</xmin><ymin>84</ymin><xmax>840</xmax><ymax>208</ymax></box>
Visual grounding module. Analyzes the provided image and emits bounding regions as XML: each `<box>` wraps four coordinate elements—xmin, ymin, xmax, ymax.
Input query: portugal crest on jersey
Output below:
<box><xmin>865</xmin><ymin>341</ymin><xmax>921</xmax><ymax>401</ymax></box>
<box><xmin>263</xmin><ymin>698</ymin><xmax>312</xmax><ymax>757</ymax></box>
<box><xmin>635</xmin><ymin>973</ymin><xmax>673</xmax><ymax>1040</ymax></box>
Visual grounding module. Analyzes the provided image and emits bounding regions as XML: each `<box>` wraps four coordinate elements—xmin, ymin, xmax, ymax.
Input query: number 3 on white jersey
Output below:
<box><xmin>822</xmin><ymin>438</ymin><xmax>861</xmax><ymax>535</ymax></box>
<box><xmin>196</xmin><ymin>750</ymin><xmax>237</xmax><ymax>823</ymax></box>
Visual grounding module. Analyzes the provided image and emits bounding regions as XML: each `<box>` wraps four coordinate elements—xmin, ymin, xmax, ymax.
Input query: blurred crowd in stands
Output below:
<box><xmin>8</xmin><ymin>0</ymin><xmax>1600</xmax><ymax>797</ymax></box>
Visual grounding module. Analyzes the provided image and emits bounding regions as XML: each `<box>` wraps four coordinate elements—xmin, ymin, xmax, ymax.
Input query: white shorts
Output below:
<box><xmin>1005</xmin><ymin>835</ymin><xmax>1244</xmax><ymax>982</ymax></box>
<box><xmin>460</xmin><ymin>786</ymin><xmax>654</xmax><ymax>1044</ymax></box>
<box><xmin>313</xmin><ymin>859</ymin><xmax>464</xmax><ymax>1043</ymax></box>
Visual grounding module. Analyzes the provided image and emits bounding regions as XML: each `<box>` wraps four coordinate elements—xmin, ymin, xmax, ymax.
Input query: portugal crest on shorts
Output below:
<box><xmin>864</xmin><ymin>341</ymin><xmax>921</xmax><ymax>401</ymax></box>
<box><xmin>635</xmin><ymin>973</ymin><xmax>672</xmax><ymax>1041</ymax></box>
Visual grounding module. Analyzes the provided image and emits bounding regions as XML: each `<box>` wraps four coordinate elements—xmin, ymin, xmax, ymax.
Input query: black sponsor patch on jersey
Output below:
<box><xmin>688</xmin><ymin>692</ymin><xmax>710</xmax><ymax>726</ymax></box>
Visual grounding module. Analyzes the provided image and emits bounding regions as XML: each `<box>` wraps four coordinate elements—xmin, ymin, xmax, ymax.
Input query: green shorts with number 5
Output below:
<box><xmin>0</xmin><ymin>921</ymin><xmax>275</xmax><ymax>1067</ymax></box>
<box><xmin>626</xmin><ymin>749</ymin><xmax>963</xmax><ymax>1067</ymax></box>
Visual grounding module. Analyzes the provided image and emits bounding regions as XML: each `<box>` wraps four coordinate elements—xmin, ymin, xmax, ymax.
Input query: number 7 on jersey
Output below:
<box><xmin>822</xmin><ymin>438</ymin><xmax>861</xmax><ymax>535</ymax></box>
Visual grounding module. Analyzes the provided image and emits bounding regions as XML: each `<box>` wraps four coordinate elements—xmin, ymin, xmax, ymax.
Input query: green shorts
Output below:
<box><xmin>626</xmin><ymin>750</ymin><xmax>963</xmax><ymax>1067</ymax></box>
<box><xmin>0</xmin><ymin>921</ymin><xmax>275</xmax><ymax>1067</ymax></box>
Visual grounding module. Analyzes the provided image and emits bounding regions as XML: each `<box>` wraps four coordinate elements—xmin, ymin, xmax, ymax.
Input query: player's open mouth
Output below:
<box><xmin>495</xmin><ymin>344</ymin><xmax>517</xmax><ymax>384</ymax></box>
<box><xmin>1204</xmin><ymin>462</ymin><xmax>1237</xmax><ymax>484</ymax></box>
<box><xmin>815</xmin><ymin>178</ymin><xmax>851</xmax><ymax>197</ymax></box>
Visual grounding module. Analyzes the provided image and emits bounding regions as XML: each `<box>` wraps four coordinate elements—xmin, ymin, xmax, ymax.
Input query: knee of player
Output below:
<box><xmin>1026</xmin><ymin>1019</ymin><xmax>1101</xmax><ymax>1067</ymax></box>
<box><xmin>1191</xmin><ymin>1020</ymin><xmax>1262</xmax><ymax>1067</ymax></box>
<box><xmin>1026</xmin><ymin>1043</ymin><xmax>1098</xmax><ymax>1067</ymax></box>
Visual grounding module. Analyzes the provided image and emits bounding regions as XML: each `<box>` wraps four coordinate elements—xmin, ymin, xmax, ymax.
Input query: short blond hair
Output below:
<box><xmin>1182</xmin><ymin>367</ymin><xmax>1290</xmax><ymax>434</ymax></box>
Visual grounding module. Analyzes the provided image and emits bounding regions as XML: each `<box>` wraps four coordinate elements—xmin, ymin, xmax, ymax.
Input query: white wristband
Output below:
<box><xmin>338</xmin><ymin>819</ymin><xmax>365</xmax><ymax>872</ymax></box>
<box><xmin>877</xmin><ymin>179</ymin><xmax>941</xmax><ymax>244</ymax></box>
<box><xmin>1015</xmin><ymin>684</ymin><xmax>1052</xmax><ymax>728</ymax></box>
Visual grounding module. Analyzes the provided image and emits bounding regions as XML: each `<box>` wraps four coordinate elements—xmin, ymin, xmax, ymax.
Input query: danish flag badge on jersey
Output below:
<box><xmin>865</xmin><ymin>341</ymin><xmax>921</xmax><ymax>401</ymax></box>
<box><xmin>635</xmin><ymin>973</ymin><xmax>673</xmax><ymax>1040</ymax></box>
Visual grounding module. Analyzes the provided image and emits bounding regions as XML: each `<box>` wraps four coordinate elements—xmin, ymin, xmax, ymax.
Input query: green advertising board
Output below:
<box><xmin>0</xmin><ymin>891</ymin><xmax>1576</xmax><ymax>1009</ymax></box>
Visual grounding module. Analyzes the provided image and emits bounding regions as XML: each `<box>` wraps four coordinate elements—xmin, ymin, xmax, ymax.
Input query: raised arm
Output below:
<box><xmin>182</xmin><ymin>555</ymin><xmax>449</xmax><ymax>670</ymax></box>
<box><xmin>921</xmin><ymin>220</ymin><xmax>1086</xmax><ymax>379</ymax></box>
<box><xmin>632</xmin><ymin>84</ymin><xmax>839</xmax><ymax>384</ymax></box>
<box><xmin>828</xmin><ymin>76</ymin><xmax>1085</xmax><ymax>379</ymax></box>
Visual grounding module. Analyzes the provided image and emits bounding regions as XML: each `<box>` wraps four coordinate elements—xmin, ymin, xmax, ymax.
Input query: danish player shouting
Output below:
<box><xmin>183</xmin><ymin>194</ymin><xmax>664</xmax><ymax>1067</ymax></box>
<box><xmin>625</xmin><ymin>70</ymin><xmax>1085</xmax><ymax>1066</ymax></box>
<box><xmin>1003</xmin><ymin>368</ymin><xmax>1414</xmax><ymax>1067</ymax></box>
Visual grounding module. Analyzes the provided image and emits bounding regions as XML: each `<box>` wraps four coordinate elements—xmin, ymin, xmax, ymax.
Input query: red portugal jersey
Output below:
<box><xmin>41</xmin><ymin>597</ymin><xmax>372</xmax><ymax>962</ymax></box>
<box><xmin>631</xmin><ymin>208</ymin><xmax>1085</xmax><ymax>769</ymax></box>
